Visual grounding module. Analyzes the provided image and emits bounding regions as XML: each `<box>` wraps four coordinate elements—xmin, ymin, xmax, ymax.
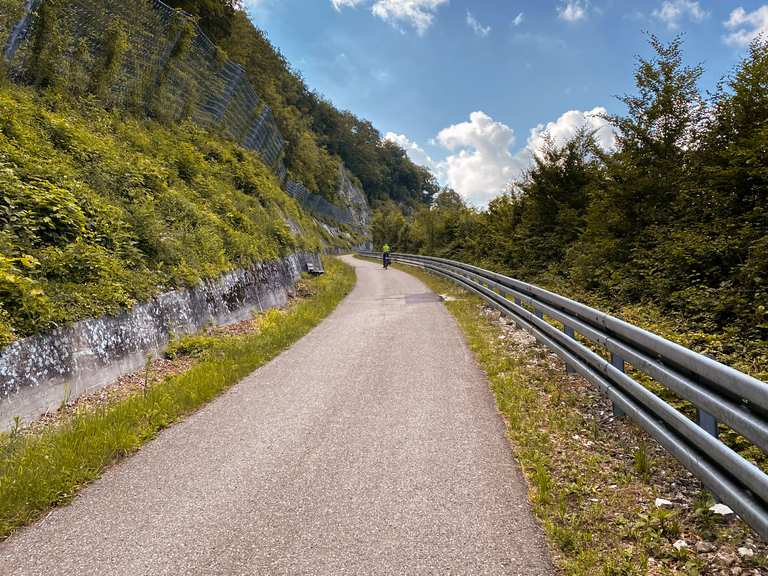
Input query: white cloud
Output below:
<box><xmin>371</xmin><ymin>0</ymin><xmax>449</xmax><ymax>34</ymax></box>
<box><xmin>513</xmin><ymin>12</ymin><xmax>525</xmax><ymax>27</ymax></box>
<box><xmin>435</xmin><ymin>112</ymin><xmax>525</xmax><ymax>206</ymax></box>
<box><xmin>558</xmin><ymin>1</ymin><xmax>589</xmax><ymax>22</ymax></box>
<box><xmin>652</xmin><ymin>0</ymin><xmax>708</xmax><ymax>30</ymax></box>
<box><xmin>372</xmin><ymin>69</ymin><xmax>394</xmax><ymax>84</ymax></box>
<box><xmin>526</xmin><ymin>107</ymin><xmax>616</xmax><ymax>160</ymax></box>
<box><xmin>466</xmin><ymin>11</ymin><xmax>491</xmax><ymax>37</ymax></box>
<box><xmin>724</xmin><ymin>6</ymin><xmax>768</xmax><ymax>47</ymax></box>
<box><xmin>384</xmin><ymin>132</ymin><xmax>436</xmax><ymax>168</ymax></box>
<box><xmin>330</xmin><ymin>0</ymin><xmax>448</xmax><ymax>34</ymax></box>
<box><xmin>388</xmin><ymin>108</ymin><xmax>617</xmax><ymax>206</ymax></box>
<box><xmin>330</xmin><ymin>0</ymin><xmax>364</xmax><ymax>10</ymax></box>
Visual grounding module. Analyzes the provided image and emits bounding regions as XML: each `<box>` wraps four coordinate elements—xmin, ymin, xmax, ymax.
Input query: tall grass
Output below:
<box><xmin>0</xmin><ymin>256</ymin><xmax>355</xmax><ymax>538</ymax></box>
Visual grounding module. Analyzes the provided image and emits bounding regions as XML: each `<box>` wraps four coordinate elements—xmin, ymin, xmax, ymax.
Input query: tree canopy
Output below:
<box><xmin>371</xmin><ymin>36</ymin><xmax>768</xmax><ymax>350</ymax></box>
<box><xmin>164</xmin><ymin>0</ymin><xmax>239</xmax><ymax>42</ymax></box>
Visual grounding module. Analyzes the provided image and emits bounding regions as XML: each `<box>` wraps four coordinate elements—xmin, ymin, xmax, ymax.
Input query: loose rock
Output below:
<box><xmin>710</xmin><ymin>503</ymin><xmax>734</xmax><ymax>516</ymax></box>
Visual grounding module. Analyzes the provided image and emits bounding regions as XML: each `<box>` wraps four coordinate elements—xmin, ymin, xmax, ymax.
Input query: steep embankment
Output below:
<box><xmin>0</xmin><ymin>84</ymin><xmax>332</xmax><ymax>346</ymax></box>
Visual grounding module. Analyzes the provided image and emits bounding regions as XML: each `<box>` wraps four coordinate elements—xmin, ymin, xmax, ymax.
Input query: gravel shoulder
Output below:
<box><xmin>0</xmin><ymin>255</ymin><xmax>553</xmax><ymax>575</ymax></box>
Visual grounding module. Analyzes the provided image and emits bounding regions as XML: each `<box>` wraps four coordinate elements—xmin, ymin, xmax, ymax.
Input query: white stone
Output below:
<box><xmin>709</xmin><ymin>503</ymin><xmax>734</xmax><ymax>516</ymax></box>
<box><xmin>673</xmin><ymin>539</ymin><xmax>688</xmax><ymax>551</ymax></box>
<box><xmin>695</xmin><ymin>541</ymin><xmax>715</xmax><ymax>553</ymax></box>
<box><xmin>655</xmin><ymin>498</ymin><xmax>674</xmax><ymax>508</ymax></box>
<box><xmin>737</xmin><ymin>547</ymin><xmax>754</xmax><ymax>558</ymax></box>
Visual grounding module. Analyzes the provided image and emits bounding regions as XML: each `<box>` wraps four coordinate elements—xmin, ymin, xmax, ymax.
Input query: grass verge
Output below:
<box><xmin>391</xmin><ymin>260</ymin><xmax>767</xmax><ymax>576</ymax></box>
<box><xmin>0</xmin><ymin>256</ymin><xmax>355</xmax><ymax>539</ymax></box>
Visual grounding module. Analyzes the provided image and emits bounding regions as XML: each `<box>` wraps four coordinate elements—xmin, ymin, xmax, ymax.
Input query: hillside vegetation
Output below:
<box><xmin>373</xmin><ymin>37</ymin><xmax>768</xmax><ymax>376</ymax></box>
<box><xmin>164</xmin><ymin>0</ymin><xmax>439</xmax><ymax>207</ymax></box>
<box><xmin>0</xmin><ymin>0</ymin><xmax>439</xmax><ymax>345</ymax></box>
<box><xmin>0</xmin><ymin>1</ymin><xmax>23</xmax><ymax>49</ymax></box>
<box><xmin>10</xmin><ymin>0</ymin><xmax>438</xmax><ymax>208</ymax></box>
<box><xmin>0</xmin><ymin>84</ymin><xmax>325</xmax><ymax>346</ymax></box>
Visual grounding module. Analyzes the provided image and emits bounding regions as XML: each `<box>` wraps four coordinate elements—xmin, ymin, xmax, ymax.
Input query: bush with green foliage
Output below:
<box><xmin>0</xmin><ymin>0</ymin><xmax>22</xmax><ymax>46</ymax></box>
<box><xmin>163</xmin><ymin>333</ymin><xmax>220</xmax><ymax>359</ymax></box>
<box><xmin>0</xmin><ymin>83</ymin><xmax>326</xmax><ymax>345</ymax></box>
<box><xmin>0</xmin><ymin>0</ymin><xmax>23</xmax><ymax>36</ymax></box>
<box><xmin>163</xmin><ymin>0</ymin><xmax>238</xmax><ymax>43</ymax></box>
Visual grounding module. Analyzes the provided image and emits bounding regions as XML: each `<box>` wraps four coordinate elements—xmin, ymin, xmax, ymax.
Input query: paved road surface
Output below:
<box><xmin>0</xmin><ymin>256</ymin><xmax>553</xmax><ymax>575</ymax></box>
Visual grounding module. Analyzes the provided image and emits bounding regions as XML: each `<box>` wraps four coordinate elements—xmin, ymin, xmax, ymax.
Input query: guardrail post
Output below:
<box><xmin>534</xmin><ymin>308</ymin><xmax>544</xmax><ymax>320</ymax></box>
<box><xmin>513</xmin><ymin>297</ymin><xmax>521</xmax><ymax>307</ymax></box>
<box><xmin>697</xmin><ymin>409</ymin><xmax>719</xmax><ymax>439</ymax></box>
<box><xmin>563</xmin><ymin>325</ymin><xmax>576</xmax><ymax>374</ymax></box>
<box><xmin>610</xmin><ymin>352</ymin><xmax>626</xmax><ymax>418</ymax></box>
<box><xmin>697</xmin><ymin>354</ymin><xmax>720</xmax><ymax>440</ymax></box>
<box><xmin>696</xmin><ymin>408</ymin><xmax>721</xmax><ymax>501</ymax></box>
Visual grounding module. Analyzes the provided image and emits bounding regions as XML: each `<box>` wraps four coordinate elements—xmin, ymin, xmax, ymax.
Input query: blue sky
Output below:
<box><xmin>245</xmin><ymin>1</ymin><xmax>768</xmax><ymax>204</ymax></box>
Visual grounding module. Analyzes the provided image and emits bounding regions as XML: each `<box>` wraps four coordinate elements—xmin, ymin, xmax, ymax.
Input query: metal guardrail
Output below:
<box><xmin>359</xmin><ymin>250</ymin><xmax>768</xmax><ymax>539</ymax></box>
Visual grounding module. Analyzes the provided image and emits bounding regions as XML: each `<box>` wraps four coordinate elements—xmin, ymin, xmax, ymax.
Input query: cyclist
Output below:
<box><xmin>382</xmin><ymin>243</ymin><xmax>391</xmax><ymax>269</ymax></box>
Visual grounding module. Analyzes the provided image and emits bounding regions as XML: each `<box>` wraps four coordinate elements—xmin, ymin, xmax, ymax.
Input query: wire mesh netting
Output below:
<box><xmin>286</xmin><ymin>181</ymin><xmax>353</xmax><ymax>227</ymax></box>
<box><xmin>1</xmin><ymin>0</ymin><xmax>31</xmax><ymax>61</ymax></box>
<box><xmin>2</xmin><ymin>0</ymin><xmax>358</xmax><ymax>226</ymax></box>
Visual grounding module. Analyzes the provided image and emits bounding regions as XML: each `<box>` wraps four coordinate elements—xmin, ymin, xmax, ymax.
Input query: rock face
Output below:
<box><xmin>0</xmin><ymin>252</ymin><xmax>322</xmax><ymax>429</ymax></box>
<box><xmin>337</xmin><ymin>165</ymin><xmax>371</xmax><ymax>230</ymax></box>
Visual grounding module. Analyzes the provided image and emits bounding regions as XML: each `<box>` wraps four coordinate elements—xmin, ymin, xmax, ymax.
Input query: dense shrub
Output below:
<box><xmin>0</xmin><ymin>0</ymin><xmax>22</xmax><ymax>51</ymax></box>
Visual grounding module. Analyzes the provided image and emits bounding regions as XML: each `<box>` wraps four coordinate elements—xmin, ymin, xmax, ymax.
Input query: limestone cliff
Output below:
<box><xmin>337</xmin><ymin>165</ymin><xmax>371</xmax><ymax>231</ymax></box>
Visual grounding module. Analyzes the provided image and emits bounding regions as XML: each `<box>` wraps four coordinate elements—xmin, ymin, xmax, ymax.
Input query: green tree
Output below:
<box><xmin>684</xmin><ymin>38</ymin><xmax>768</xmax><ymax>331</ymax></box>
<box><xmin>571</xmin><ymin>35</ymin><xmax>704</xmax><ymax>299</ymax></box>
<box><xmin>370</xmin><ymin>201</ymin><xmax>407</xmax><ymax>249</ymax></box>
<box><xmin>164</xmin><ymin>0</ymin><xmax>238</xmax><ymax>42</ymax></box>
<box><xmin>514</xmin><ymin>129</ymin><xmax>602</xmax><ymax>278</ymax></box>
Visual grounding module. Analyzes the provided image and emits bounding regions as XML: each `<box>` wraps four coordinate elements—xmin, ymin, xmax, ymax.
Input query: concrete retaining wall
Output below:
<box><xmin>0</xmin><ymin>252</ymin><xmax>322</xmax><ymax>429</ymax></box>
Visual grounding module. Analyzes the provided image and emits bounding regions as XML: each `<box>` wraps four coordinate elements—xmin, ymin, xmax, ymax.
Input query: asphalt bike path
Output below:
<box><xmin>0</xmin><ymin>255</ymin><xmax>553</xmax><ymax>575</ymax></box>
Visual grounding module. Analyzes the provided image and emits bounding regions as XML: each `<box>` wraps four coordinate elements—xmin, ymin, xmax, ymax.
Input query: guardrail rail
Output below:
<box><xmin>359</xmin><ymin>250</ymin><xmax>768</xmax><ymax>539</ymax></box>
